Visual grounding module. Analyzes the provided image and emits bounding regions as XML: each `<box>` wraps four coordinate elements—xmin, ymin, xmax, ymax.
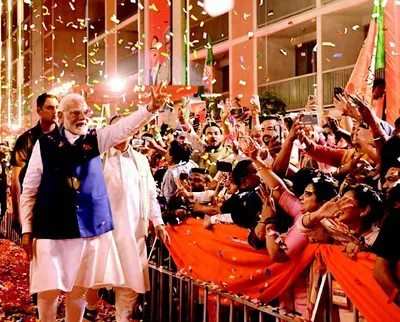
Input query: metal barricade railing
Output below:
<box><xmin>0</xmin><ymin>208</ymin><xmax>21</xmax><ymax>245</ymax></box>
<box><xmin>145</xmin><ymin>239</ymin><xmax>363</xmax><ymax>322</ymax></box>
<box><xmin>145</xmin><ymin>240</ymin><xmax>312</xmax><ymax>322</ymax></box>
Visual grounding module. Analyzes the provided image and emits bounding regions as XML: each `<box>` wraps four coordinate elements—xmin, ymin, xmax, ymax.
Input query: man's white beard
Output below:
<box><xmin>65</xmin><ymin>121</ymin><xmax>88</xmax><ymax>136</ymax></box>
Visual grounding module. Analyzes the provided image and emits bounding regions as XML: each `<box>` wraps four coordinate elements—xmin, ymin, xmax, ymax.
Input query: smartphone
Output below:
<box><xmin>302</xmin><ymin>112</ymin><xmax>319</xmax><ymax>125</ymax></box>
<box><xmin>334</xmin><ymin>87</ymin><xmax>343</xmax><ymax>99</ymax></box>
<box><xmin>131</xmin><ymin>138</ymin><xmax>145</xmax><ymax>146</ymax></box>
<box><xmin>217</xmin><ymin>161</ymin><xmax>233</xmax><ymax>173</ymax></box>
<box><xmin>347</xmin><ymin>93</ymin><xmax>365</xmax><ymax>110</ymax></box>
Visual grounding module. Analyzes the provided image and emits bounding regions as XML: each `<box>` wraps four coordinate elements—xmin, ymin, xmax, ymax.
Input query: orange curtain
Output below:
<box><xmin>165</xmin><ymin>219</ymin><xmax>400</xmax><ymax>322</ymax></box>
<box><xmin>166</xmin><ymin>218</ymin><xmax>318</xmax><ymax>303</ymax></box>
<box><xmin>384</xmin><ymin>0</ymin><xmax>400</xmax><ymax>125</ymax></box>
<box><xmin>318</xmin><ymin>246</ymin><xmax>400</xmax><ymax>322</ymax></box>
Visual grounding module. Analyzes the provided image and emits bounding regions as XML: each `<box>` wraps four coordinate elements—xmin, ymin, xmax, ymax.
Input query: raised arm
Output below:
<box><xmin>245</xmin><ymin>138</ymin><xmax>290</xmax><ymax>202</ymax></box>
<box><xmin>97</xmin><ymin>85</ymin><xmax>167</xmax><ymax>153</ymax></box>
<box><xmin>273</xmin><ymin>115</ymin><xmax>304</xmax><ymax>176</ymax></box>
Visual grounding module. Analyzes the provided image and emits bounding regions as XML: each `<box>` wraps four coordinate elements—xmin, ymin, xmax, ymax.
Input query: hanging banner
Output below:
<box><xmin>148</xmin><ymin>0</ymin><xmax>172</xmax><ymax>86</ymax></box>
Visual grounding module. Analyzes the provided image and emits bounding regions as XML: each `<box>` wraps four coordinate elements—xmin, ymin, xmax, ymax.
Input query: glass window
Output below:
<box><xmin>257</xmin><ymin>19</ymin><xmax>317</xmax><ymax>110</ymax></box>
<box><xmin>117</xmin><ymin>20</ymin><xmax>139</xmax><ymax>77</ymax></box>
<box><xmin>321</xmin><ymin>2</ymin><xmax>372</xmax><ymax>105</ymax></box>
<box><xmin>43</xmin><ymin>34</ymin><xmax>53</xmax><ymax>72</ymax></box>
<box><xmin>12</xmin><ymin>4</ymin><xmax>17</xmax><ymax>32</ymax></box>
<box><xmin>23</xmin><ymin>82</ymin><xmax>32</xmax><ymax>127</ymax></box>
<box><xmin>12</xmin><ymin>36</ymin><xmax>18</xmax><ymax>61</ymax></box>
<box><xmin>257</xmin><ymin>0</ymin><xmax>315</xmax><ymax>28</ymax></box>
<box><xmin>189</xmin><ymin>0</ymin><xmax>228</xmax><ymax>51</ymax></box>
<box><xmin>190</xmin><ymin>51</ymin><xmax>229</xmax><ymax>94</ymax></box>
<box><xmin>23</xmin><ymin>53</ymin><xmax>31</xmax><ymax>84</ymax></box>
<box><xmin>11</xmin><ymin>62</ymin><xmax>17</xmax><ymax>90</ymax></box>
<box><xmin>1</xmin><ymin>13</ymin><xmax>7</xmax><ymax>42</ymax></box>
<box><xmin>88</xmin><ymin>0</ymin><xmax>105</xmax><ymax>41</ymax></box>
<box><xmin>88</xmin><ymin>38</ymin><xmax>105</xmax><ymax>83</ymax></box>
<box><xmin>117</xmin><ymin>0</ymin><xmax>138</xmax><ymax>23</ymax></box>
<box><xmin>24</xmin><ymin>2</ymin><xmax>31</xmax><ymax>22</ymax></box>
<box><xmin>23</xmin><ymin>25</ymin><xmax>31</xmax><ymax>52</ymax></box>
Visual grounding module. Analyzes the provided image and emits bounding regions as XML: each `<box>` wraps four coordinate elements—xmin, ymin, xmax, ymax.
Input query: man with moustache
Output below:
<box><xmin>19</xmin><ymin>86</ymin><xmax>167</xmax><ymax>321</ymax></box>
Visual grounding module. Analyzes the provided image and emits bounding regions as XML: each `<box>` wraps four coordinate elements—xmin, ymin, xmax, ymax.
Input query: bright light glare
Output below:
<box><xmin>11</xmin><ymin>124</ymin><xmax>20</xmax><ymax>131</ymax></box>
<box><xmin>204</xmin><ymin>0</ymin><xmax>234</xmax><ymax>17</ymax></box>
<box><xmin>109</xmin><ymin>78</ymin><xmax>126</xmax><ymax>92</ymax></box>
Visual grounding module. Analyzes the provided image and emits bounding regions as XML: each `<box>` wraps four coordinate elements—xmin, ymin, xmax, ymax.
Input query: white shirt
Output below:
<box><xmin>20</xmin><ymin>106</ymin><xmax>152</xmax><ymax>234</ymax></box>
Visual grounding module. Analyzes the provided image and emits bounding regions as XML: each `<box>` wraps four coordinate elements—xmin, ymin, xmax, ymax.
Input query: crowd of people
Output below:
<box><xmin>1</xmin><ymin>78</ymin><xmax>400</xmax><ymax>321</ymax></box>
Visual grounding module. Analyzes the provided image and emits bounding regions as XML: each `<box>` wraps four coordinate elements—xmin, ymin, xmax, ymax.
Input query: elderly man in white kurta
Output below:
<box><xmin>85</xmin><ymin>114</ymin><xmax>170</xmax><ymax>322</ymax></box>
<box><xmin>20</xmin><ymin>89</ymin><xmax>166</xmax><ymax>322</ymax></box>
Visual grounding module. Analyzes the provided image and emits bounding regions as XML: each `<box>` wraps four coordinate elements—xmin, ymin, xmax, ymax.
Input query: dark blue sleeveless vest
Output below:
<box><xmin>32</xmin><ymin>127</ymin><xmax>114</xmax><ymax>239</ymax></box>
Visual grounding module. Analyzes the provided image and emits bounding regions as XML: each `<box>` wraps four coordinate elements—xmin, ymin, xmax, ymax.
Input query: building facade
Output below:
<box><xmin>0</xmin><ymin>0</ymin><xmax>397</xmax><ymax>132</ymax></box>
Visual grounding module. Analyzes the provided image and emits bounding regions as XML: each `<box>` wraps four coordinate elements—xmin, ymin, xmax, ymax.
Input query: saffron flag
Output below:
<box><xmin>345</xmin><ymin>0</ymin><xmax>385</xmax><ymax>104</ymax></box>
<box><xmin>202</xmin><ymin>37</ymin><xmax>214</xmax><ymax>93</ymax></box>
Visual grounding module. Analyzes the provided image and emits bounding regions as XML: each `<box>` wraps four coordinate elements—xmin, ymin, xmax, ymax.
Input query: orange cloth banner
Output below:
<box><xmin>319</xmin><ymin>246</ymin><xmax>400</xmax><ymax>322</ymax></box>
<box><xmin>166</xmin><ymin>218</ymin><xmax>318</xmax><ymax>303</ymax></box>
<box><xmin>345</xmin><ymin>20</ymin><xmax>378</xmax><ymax>104</ymax></box>
<box><xmin>165</xmin><ymin>219</ymin><xmax>400</xmax><ymax>322</ymax></box>
<box><xmin>384</xmin><ymin>0</ymin><xmax>400</xmax><ymax>125</ymax></box>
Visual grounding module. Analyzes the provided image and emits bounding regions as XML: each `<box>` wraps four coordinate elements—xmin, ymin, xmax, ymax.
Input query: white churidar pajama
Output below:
<box><xmin>20</xmin><ymin>106</ymin><xmax>154</xmax><ymax>321</ymax></box>
<box><xmin>87</xmin><ymin>147</ymin><xmax>163</xmax><ymax>321</ymax></box>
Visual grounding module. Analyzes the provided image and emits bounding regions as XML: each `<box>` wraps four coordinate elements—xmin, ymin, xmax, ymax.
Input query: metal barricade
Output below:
<box><xmin>0</xmin><ymin>208</ymin><xmax>21</xmax><ymax>245</ymax></box>
<box><xmin>144</xmin><ymin>240</ymin><xmax>363</xmax><ymax>322</ymax></box>
<box><xmin>145</xmin><ymin>240</ymin><xmax>310</xmax><ymax>322</ymax></box>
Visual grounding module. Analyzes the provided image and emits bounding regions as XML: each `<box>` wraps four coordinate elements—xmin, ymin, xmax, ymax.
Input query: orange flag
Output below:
<box><xmin>345</xmin><ymin>20</ymin><xmax>379</xmax><ymax>104</ymax></box>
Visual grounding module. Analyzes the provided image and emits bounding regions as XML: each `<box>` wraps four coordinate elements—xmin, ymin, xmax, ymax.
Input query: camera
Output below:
<box><xmin>302</xmin><ymin>112</ymin><xmax>319</xmax><ymax>125</ymax></box>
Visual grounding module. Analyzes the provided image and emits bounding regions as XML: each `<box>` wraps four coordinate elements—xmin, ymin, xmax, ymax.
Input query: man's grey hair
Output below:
<box><xmin>59</xmin><ymin>94</ymin><xmax>87</xmax><ymax>112</ymax></box>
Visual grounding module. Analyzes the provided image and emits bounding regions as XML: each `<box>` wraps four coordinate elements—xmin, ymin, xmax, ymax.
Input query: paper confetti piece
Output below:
<box><xmin>200</xmin><ymin>21</ymin><xmax>204</xmax><ymax>27</ymax></box>
<box><xmin>280</xmin><ymin>49</ymin><xmax>287</xmax><ymax>56</ymax></box>
<box><xmin>268</xmin><ymin>10</ymin><xmax>274</xmax><ymax>16</ymax></box>
<box><xmin>110</xmin><ymin>14</ymin><xmax>120</xmax><ymax>24</ymax></box>
<box><xmin>69</xmin><ymin>2</ymin><xmax>75</xmax><ymax>10</ymax></box>
<box><xmin>248</xmin><ymin>32</ymin><xmax>254</xmax><ymax>39</ymax></box>
<box><xmin>352</xmin><ymin>25</ymin><xmax>360</xmax><ymax>31</ymax></box>
<box><xmin>190</xmin><ymin>14</ymin><xmax>198</xmax><ymax>21</ymax></box>
<box><xmin>150</xmin><ymin>3</ymin><xmax>160</xmax><ymax>12</ymax></box>
<box><xmin>389</xmin><ymin>42</ymin><xmax>395</xmax><ymax>48</ymax></box>
<box><xmin>211</xmin><ymin>79</ymin><xmax>217</xmax><ymax>84</ymax></box>
<box><xmin>322</xmin><ymin>42</ymin><xmax>336</xmax><ymax>47</ymax></box>
<box><xmin>333</xmin><ymin>53</ymin><xmax>343</xmax><ymax>58</ymax></box>
<box><xmin>239</xmin><ymin>80</ymin><xmax>246</xmax><ymax>86</ymax></box>
<box><xmin>197</xmin><ymin>1</ymin><xmax>204</xmax><ymax>7</ymax></box>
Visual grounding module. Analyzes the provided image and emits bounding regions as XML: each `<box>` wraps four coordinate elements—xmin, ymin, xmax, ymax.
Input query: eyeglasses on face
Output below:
<box><xmin>68</xmin><ymin>106</ymin><xmax>93</xmax><ymax>118</ymax></box>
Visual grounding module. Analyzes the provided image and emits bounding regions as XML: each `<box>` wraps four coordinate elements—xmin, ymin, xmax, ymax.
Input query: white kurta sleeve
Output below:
<box><xmin>146</xmin><ymin>162</ymin><xmax>164</xmax><ymax>227</ymax></box>
<box><xmin>97</xmin><ymin>105</ymin><xmax>152</xmax><ymax>154</ymax></box>
<box><xmin>20</xmin><ymin>141</ymin><xmax>43</xmax><ymax>234</ymax></box>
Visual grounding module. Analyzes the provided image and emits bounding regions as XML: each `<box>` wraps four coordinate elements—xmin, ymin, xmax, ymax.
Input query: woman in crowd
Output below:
<box><xmin>298</xmin><ymin>183</ymin><xmax>384</xmax><ymax>256</ymax></box>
